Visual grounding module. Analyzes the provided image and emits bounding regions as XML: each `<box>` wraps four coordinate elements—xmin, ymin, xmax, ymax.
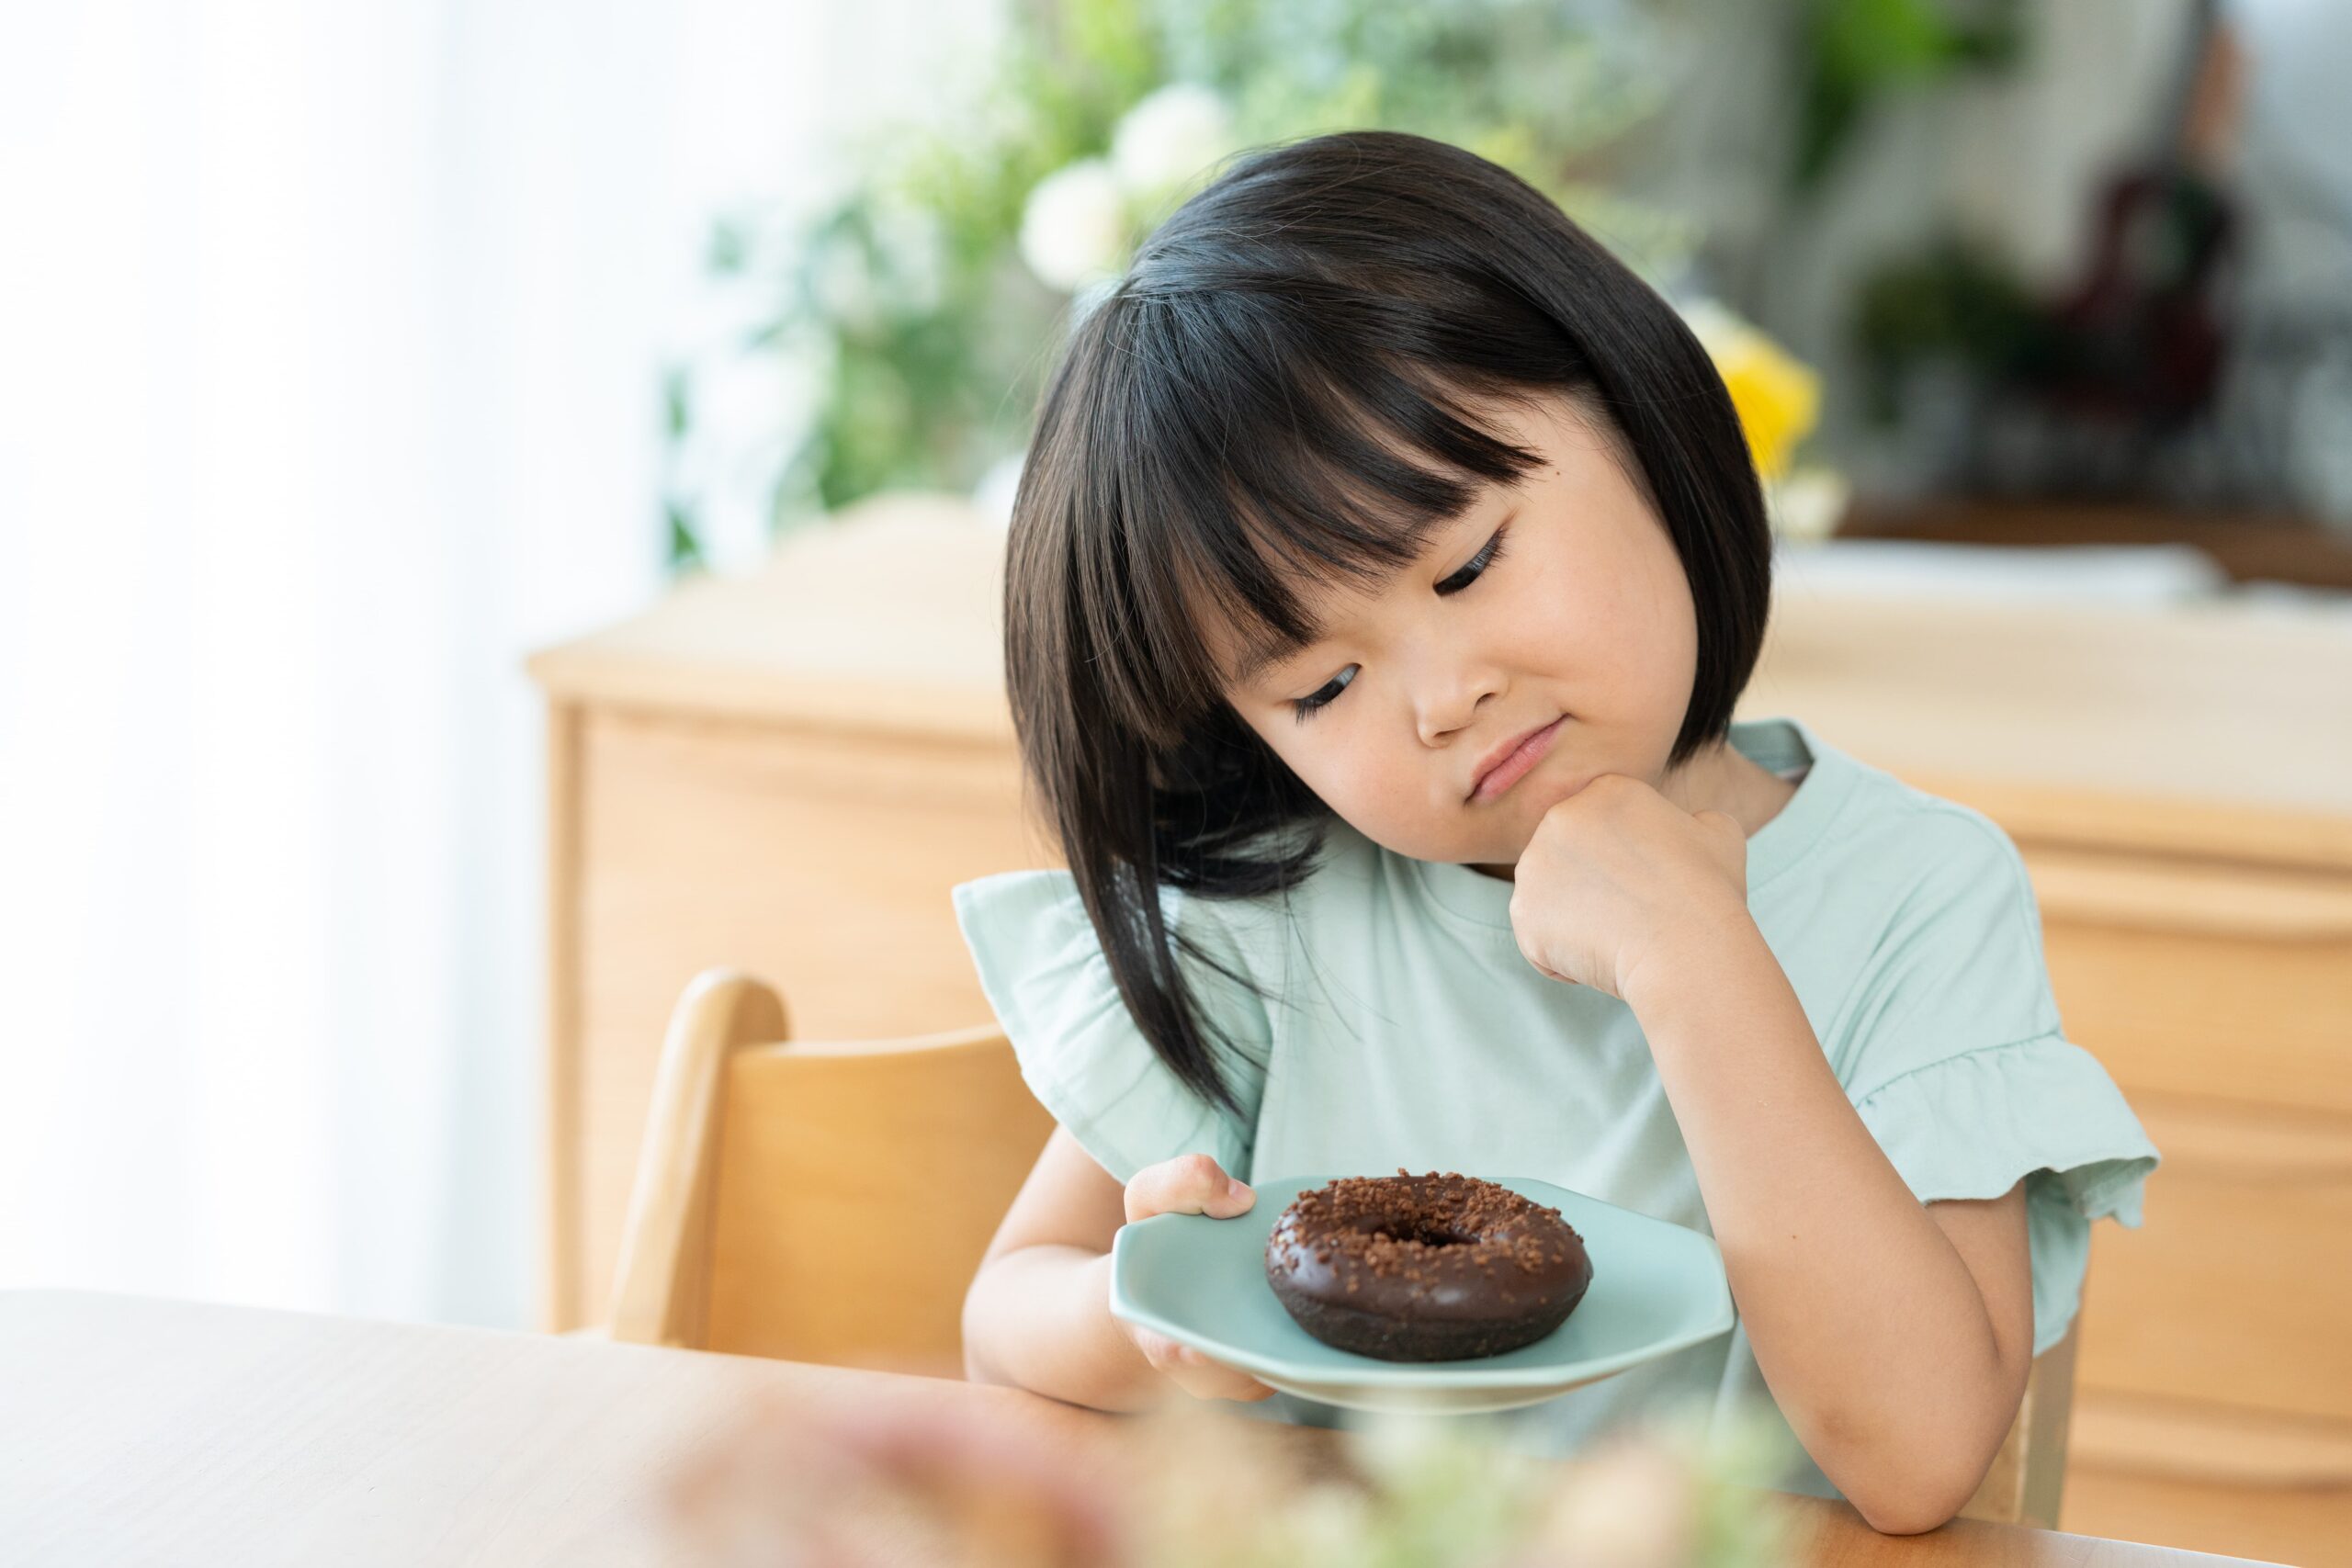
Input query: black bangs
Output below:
<box><xmin>1137</xmin><ymin>317</ymin><xmax>1551</xmax><ymax>707</ymax></box>
<box><xmin>996</xmin><ymin>130</ymin><xmax>1772</xmax><ymax>1121</ymax></box>
<box><xmin>1088</xmin><ymin>274</ymin><xmax>1576</xmax><ymax>742</ymax></box>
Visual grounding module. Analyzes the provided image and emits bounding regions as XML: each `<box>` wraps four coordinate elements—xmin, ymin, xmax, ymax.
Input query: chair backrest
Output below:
<box><xmin>605</xmin><ymin>968</ymin><xmax>1056</xmax><ymax>1377</ymax></box>
<box><xmin>1960</xmin><ymin>1312</ymin><xmax>2080</xmax><ymax>1529</ymax></box>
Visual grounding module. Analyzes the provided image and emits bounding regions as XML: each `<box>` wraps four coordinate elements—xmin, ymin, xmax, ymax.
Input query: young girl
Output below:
<box><xmin>951</xmin><ymin>130</ymin><xmax>2157</xmax><ymax>1535</ymax></box>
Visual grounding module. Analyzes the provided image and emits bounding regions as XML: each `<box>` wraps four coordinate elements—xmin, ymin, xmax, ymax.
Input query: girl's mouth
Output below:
<box><xmin>1468</xmin><ymin>716</ymin><xmax>1564</xmax><ymax>803</ymax></box>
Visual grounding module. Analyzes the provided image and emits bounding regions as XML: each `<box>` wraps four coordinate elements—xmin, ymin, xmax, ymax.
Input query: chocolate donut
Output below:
<box><xmin>1263</xmin><ymin>1170</ymin><xmax>1593</xmax><ymax>1361</ymax></box>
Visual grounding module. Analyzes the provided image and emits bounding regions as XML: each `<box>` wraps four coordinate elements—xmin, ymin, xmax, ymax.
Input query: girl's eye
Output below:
<box><xmin>1290</xmin><ymin>665</ymin><xmax>1356</xmax><ymax>722</ymax></box>
<box><xmin>1284</xmin><ymin>527</ymin><xmax>1508</xmax><ymax>722</ymax></box>
<box><xmin>1435</xmin><ymin>526</ymin><xmax>1510</xmax><ymax>596</ymax></box>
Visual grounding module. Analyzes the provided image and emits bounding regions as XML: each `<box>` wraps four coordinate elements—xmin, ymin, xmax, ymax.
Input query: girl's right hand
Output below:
<box><xmin>1114</xmin><ymin>1154</ymin><xmax>1277</xmax><ymax>1404</ymax></box>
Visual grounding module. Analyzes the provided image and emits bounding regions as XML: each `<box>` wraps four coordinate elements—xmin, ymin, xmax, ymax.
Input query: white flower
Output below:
<box><xmin>1111</xmin><ymin>83</ymin><xmax>1235</xmax><ymax>197</ymax></box>
<box><xmin>1018</xmin><ymin>159</ymin><xmax>1129</xmax><ymax>293</ymax></box>
<box><xmin>1766</xmin><ymin>464</ymin><xmax>1851</xmax><ymax>544</ymax></box>
<box><xmin>1350</xmin><ymin>1413</ymin><xmax>1453</xmax><ymax>1490</ymax></box>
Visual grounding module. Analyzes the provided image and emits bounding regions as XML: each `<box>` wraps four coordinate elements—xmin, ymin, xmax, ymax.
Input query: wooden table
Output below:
<box><xmin>0</xmin><ymin>1290</ymin><xmax>2280</xmax><ymax>1566</ymax></box>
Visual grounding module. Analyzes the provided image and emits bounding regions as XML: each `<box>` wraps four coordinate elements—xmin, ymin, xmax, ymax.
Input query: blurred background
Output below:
<box><xmin>0</xmin><ymin>0</ymin><xmax>1008</xmax><ymax>1327</ymax></box>
<box><xmin>4</xmin><ymin>2</ymin><xmax>2348</xmax><ymax>1561</ymax></box>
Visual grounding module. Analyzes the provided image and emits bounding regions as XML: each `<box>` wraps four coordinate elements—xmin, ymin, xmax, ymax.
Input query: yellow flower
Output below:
<box><xmin>1679</xmin><ymin>300</ymin><xmax>1820</xmax><ymax>482</ymax></box>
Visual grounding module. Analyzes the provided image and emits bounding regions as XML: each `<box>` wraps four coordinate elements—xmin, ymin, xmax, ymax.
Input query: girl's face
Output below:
<box><xmin>1204</xmin><ymin>393</ymin><xmax>1702</xmax><ymax>873</ymax></box>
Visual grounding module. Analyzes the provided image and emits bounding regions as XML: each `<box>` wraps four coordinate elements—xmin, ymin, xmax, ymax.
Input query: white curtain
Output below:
<box><xmin>0</xmin><ymin>0</ymin><xmax>999</xmax><ymax>1327</ymax></box>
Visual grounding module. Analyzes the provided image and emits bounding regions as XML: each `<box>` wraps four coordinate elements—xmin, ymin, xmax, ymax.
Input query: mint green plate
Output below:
<box><xmin>1110</xmin><ymin>1175</ymin><xmax>1735</xmax><ymax>1415</ymax></box>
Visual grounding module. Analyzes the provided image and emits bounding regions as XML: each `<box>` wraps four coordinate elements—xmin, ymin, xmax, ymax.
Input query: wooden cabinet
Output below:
<box><xmin>548</xmin><ymin>705</ymin><xmax>1038</xmax><ymax>1332</ymax></box>
<box><xmin>530</xmin><ymin>493</ymin><xmax>2352</xmax><ymax>1564</ymax></box>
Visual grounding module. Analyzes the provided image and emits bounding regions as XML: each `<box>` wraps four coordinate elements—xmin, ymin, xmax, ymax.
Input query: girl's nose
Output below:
<box><xmin>1416</xmin><ymin>669</ymin><xmax>1502</xmax><ymax>747</ymax></box>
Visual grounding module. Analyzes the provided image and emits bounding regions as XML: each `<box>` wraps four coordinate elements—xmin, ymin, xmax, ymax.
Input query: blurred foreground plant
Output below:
<box><xmin>659</xmin><ymin>1388</ymin><xmax>1793</xmax><ymax>1568</ymax></box>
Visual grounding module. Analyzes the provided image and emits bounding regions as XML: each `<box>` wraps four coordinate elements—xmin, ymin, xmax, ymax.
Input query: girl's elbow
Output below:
<box><xmin>1846</xmin><ymin>1459</ymin><xmax>1986</xmax><ymax>1537</ymax></box>
<box><xmin>1853</xmin><ymin>1493</ymin><xmax>1963</xmax><ymax>1538</ymax></box>
<box><xmin>1834</xmin><ymin>1389</ymin><xmax>2017</xmax><ymax>1534</ymax></box>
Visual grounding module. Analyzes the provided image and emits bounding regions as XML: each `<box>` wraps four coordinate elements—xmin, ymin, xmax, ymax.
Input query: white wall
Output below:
<box><xmin>0</xmin><ymin>0</ymin><xmax>1001</xmax><ymax>1329</ymax></box>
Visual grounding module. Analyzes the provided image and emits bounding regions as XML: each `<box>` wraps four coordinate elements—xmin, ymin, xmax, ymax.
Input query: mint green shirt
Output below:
<box><xmin>951</xmin><ymin>716</ymin><xmax>2158</xmax><ymax>1495</ymax></box>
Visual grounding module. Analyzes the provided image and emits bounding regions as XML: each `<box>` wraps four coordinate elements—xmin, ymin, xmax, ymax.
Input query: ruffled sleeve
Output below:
<box><xmin>950</xmin><ymin>870</ymin><xmax>1272</xmax><ymax>1185</ymax></box>
<box><xmin>1828</xmin><ymin>808</ymin><xmax>2160</xmax><ymax>1356</ymax></box>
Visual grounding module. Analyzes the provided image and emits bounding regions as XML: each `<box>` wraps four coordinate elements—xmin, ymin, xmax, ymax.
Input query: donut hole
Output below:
<box><xmin>1372</xmin><ymin>1221</ymin><xmax>1478</xmax><ymax>1249</ymax></box>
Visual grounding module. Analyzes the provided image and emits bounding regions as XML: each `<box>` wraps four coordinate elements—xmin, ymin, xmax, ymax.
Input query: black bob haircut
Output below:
<box><xmin>1000</xmin><ymin>130</ymin><xmax>1771</xmax><ymax>1122</ymax></box>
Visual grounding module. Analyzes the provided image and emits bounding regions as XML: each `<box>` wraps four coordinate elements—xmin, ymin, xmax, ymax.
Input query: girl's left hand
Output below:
<box><xmin>1507</xmin><ymin>773</ymin><xmax>1752</xmax><ymax>1003</ymax></box>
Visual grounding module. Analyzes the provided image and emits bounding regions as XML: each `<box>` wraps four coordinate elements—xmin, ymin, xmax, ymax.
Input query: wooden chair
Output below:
<box><xmin>1962</xmin><ymin>1314</ymin><xmax>2080</xmax><ymax>1529</ymax></box>
<box><xmin>602</xmin><ymin>966</ymin><xmax>2080</xmax><ymax>1527</ymax></box>
<box><xmin>603</xmin><ymin>967</ymin><xmax>1056</xmax><ymax>1377</ymax></box>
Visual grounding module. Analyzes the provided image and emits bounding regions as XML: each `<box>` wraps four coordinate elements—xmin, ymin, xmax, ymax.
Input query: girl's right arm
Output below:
<box><xmin>962</xmin><ymin>1128</ymin><xmax>1274</xmax><ymax>1410</ymax></box>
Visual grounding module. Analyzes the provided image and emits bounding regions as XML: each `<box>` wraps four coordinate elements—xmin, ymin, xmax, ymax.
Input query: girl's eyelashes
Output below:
<box><xmin>1290</xmin><ymin>665</ymin><xmax>1355</xmax><ymax>722</ymax></box>
<box><xmin>1288</xmin><ymin>525</ymin><xmax>1511</xmax><ymax>723</ymax></box>
<box><xmin>1435</xmin><ymin>525</ymin><xmax>1510</xmax><ymax>596</ymax></box>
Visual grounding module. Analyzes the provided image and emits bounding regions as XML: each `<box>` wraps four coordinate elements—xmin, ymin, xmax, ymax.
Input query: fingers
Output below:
<box><xmin>1124</xmin><ymin>1152</ymin><xmax>1254</xmax><ymax>1224</ymax></box>
<box><xmin>1130</xmin><ymin>1328</ymin><xmax>1277</xmax><ymax>1403</ymax></box>
<box><xmin>1117</xmin><ymin>1156</ymin><xmax>1272</xmax><ymax>1402</ymax></box>
<box><xmin>1114</xmin><ymin>1161</ymin><xmax>1270</xmax><ymax>1401</ymax></box>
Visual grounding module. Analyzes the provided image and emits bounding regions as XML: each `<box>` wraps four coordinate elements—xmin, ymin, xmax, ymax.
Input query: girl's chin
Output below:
<box><xmin>1453</xmin><ymin>831</ymin><xmax>1541</xmax><ymax>881</ymax></box>
<box><xmin>1488</xmin><ymin>769</ymin><xmax>1586</xmax><ymax>828</ymax></box>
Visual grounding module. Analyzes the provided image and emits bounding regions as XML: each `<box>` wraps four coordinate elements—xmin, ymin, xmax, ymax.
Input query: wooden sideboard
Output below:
<box><xmin>528</xmin><ymin>491</ymin><xmax>2352</xmax><ymax>1567</ymax></box>
<box><xmin>1839</xmin><ymin>496</ymin><xmax>2352</xmax><ymax>592</ymax></box>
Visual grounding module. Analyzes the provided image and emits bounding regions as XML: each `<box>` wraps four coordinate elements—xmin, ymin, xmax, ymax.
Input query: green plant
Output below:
<box><xmin>1851</xmin><ymin>232</ymin><xmax>2040</xmax><ymax>423</ymax></box>
<box><xmin>663</xmin><ymin>0</ymin><xmax>1692</xmax><ymax>566</ymax></box>
<box><xmin>1792</xmin><ymin>0</ymin><xmax>2024</xmax><ymax>195</ymax></box>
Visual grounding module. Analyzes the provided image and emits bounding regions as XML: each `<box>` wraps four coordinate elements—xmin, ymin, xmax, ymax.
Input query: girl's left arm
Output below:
<box><xmin>1630</xmin><ymin>918</ymin><xmax>2036</xmax><ymax>1536</ymax></box>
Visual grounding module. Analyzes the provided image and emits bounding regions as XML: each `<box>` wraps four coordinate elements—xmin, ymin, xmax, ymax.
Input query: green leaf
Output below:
<box><xmin>664</xmin><ymin>499</ymin><xmax>706</xmax><ymax>575</ymax></box>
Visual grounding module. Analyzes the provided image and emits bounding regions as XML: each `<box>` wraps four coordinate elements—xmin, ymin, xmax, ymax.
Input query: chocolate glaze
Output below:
<box><xmin>1263</xmin><ymin>1170</ymin><xmax>1593</xmax><ymax>1362</ymax></box>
